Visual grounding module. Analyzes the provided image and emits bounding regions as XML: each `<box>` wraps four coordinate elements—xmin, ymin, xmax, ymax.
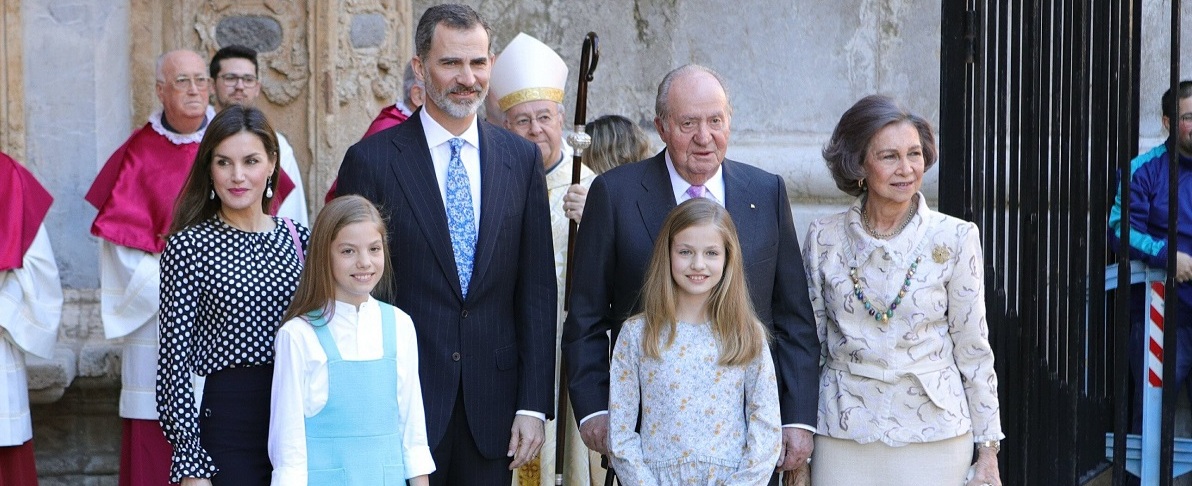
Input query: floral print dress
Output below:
<box><xmin>608</xmin><ymin>317</ymin><xmax>782</xmax><ymax>485</ymax></box>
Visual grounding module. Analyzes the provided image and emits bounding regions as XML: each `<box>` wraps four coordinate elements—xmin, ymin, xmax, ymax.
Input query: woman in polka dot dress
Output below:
<box><xmin>157</xmin><ymin>105</ymin><xmax>309</xmax><ymax>486</ymax></box>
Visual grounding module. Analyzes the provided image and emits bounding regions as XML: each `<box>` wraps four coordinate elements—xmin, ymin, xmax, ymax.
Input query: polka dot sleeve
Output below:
<box><xmin>157</xmin><ymin>229</ymin><xmax>217</xmax><ymax>481</ymax></box>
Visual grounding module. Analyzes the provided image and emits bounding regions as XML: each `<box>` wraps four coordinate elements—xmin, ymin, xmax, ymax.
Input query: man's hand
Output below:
<box><xmin>562</xmin><ymin>184</ymin><xmax>588</xmax><ymax>223</ymax></box>
<box><xmin>775</xmin><ymin>428</ymin><xmax>814</xmax><ymax>473</ymax></box>
<box><xmin>507</xmin><ymin>415</ymin><xmax>545</xmax><ymax>470</ymax></box>
<box><xmin>578</xmin><ymin>413</ymin><xmax>610</xmax><ymax>454</ymax></box>
<box><xmin>1177</xmin><ymin>252</ymin><xmax>1192</xmax><ymax>283</ymax></box>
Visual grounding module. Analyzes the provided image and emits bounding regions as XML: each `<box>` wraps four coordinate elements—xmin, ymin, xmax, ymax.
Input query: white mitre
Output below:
<box><xmin>490</xmin><ymin>32</ymin><xmax>569</xmax><ymax>112</ymax></box>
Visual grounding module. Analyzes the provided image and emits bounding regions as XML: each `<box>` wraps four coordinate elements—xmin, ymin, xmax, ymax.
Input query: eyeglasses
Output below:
<box><xmin>512</xmin><ymin>112</ymin><xmax>557</xmax><ymax>129</ymax></box>
<box><xmin>219</xmin><ymin>74</ymin><xmax>259</xmax><ymax>88</ymax></box>
<box><xmin>168</xmin><ymin>76</ymin><xmax>210</xmax><ymax>91</ymax></box>
<box><xmin>1180</xmin><ymin>113</ymin><xmax>1192</xmax><ymax>123</ymax></box>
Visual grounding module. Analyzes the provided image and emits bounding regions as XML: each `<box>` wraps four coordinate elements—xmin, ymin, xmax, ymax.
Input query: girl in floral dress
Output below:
<box><xmin>608</xmin><ymin>198</ymin><xmax>782</xmax><ymax>485</ymax></box>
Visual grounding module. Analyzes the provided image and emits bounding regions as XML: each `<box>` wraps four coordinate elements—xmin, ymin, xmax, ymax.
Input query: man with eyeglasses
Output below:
<box><xmin>1109</xmin><ymin>80</ymin><xmax>1192</xmax><ymax>440</ymax></box>
<box><xmin>487</xmin><ymin>32</ymin><xmax>597</xmax><ymax>486</ymax></box>
<box><xmin>84</xmin><ymin>48</ymin><xmax>215</xmax><ymax>486</ymax></box>
<box><xmin>208</xmin><ymin>44</ymin><xmax>309</xmax><ymax>227</ymax></box>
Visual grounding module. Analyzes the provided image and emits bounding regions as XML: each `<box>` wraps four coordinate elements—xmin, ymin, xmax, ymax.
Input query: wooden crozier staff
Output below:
<box><xmin>557</xmin><ymin>31</ymin><xmax>599</xmax><ymax>486</ymax></box>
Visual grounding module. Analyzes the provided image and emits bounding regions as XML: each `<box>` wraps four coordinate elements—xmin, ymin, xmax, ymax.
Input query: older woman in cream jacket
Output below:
<box><xmin>803</xmin><ymin>95</ymin><xmax>1003</xmax><ymax>486</ymax></box>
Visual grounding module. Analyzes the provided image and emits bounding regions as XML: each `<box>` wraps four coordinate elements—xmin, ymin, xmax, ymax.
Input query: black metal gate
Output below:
<box><xmin>938</xmin><ymin>1</ymin><xmax>1144</xmax><ymax>484</ymax></box>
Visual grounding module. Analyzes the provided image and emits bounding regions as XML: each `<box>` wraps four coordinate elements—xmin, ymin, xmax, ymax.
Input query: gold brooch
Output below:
<box><xmin>932</xmin><ymin>245</ymin><xmax>952</xmax><ymax>263</ymax></box>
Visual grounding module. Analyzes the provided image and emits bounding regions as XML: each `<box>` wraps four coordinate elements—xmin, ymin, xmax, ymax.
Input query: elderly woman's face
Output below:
<box><xmin>863</xmin><ymin>121</ymin><xmax>924</xmax><ymax>209</ymax></box>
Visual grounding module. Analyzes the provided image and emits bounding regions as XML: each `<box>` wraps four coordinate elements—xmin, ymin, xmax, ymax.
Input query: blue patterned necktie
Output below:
<box><xmin>445</xmin><ymin>137</ymin><xmax>477</xmax><ymax>298</ymax></box>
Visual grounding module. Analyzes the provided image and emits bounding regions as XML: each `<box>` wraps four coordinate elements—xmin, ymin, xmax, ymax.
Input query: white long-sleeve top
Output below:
<box><xmin>269</xmin><ymin>298</ymin><xmax>435</xmax><ymax>484</ymax></box>
<box><xmin>0</xmin><ymin>226</ymin><xmax>63</xmax><ymax>445</ymax></box>
<box><xmin>99</xmin><ymin>240</ymin><xmax>161</xmax><ymax>420</ymax></box>
<box><xmin>275</xmin><ymin>132</ymin><xmax>309</xmax><ymax>228</ymax></box>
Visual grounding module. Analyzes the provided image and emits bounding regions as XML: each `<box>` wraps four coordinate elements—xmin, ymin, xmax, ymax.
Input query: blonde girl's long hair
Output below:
<box><xmin>637</xmin><ymin>198</ymin><xmax>768</xmax><ymax>366</ymax></box>
<box><xmin>281</xmin><ymin>195</ymin><xmax>393</xmax><ymax>324</ymax></box>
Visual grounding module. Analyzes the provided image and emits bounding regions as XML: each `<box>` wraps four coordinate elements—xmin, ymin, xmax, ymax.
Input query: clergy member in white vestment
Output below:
<box><xmin>0</xmin><ymin>151</ymin><xmax>63</xmax><ymax>485</ymax></box>
<box><xmin>490</xmin><ymin>32</ymin><xmax>598</xmax><ymax>486</ymax></box>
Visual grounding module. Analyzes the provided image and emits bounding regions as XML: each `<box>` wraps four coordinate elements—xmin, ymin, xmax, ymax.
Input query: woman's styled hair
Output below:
<box><xmin>822</xmin><ymin>94</ymin><xmax>937</xmax><ymax>197</ymax></box>
<box><xmin>582</xmin><ymin>115</ymin><xmax>653</xmax><ymax>174</ymax></box>
<box><xmin>169</xmin><ymin>105</ymin><xmax>280</xmax><ymax>233</ymax></box>
<box><xmin>282</xmin><ymin>195</ymin><xmax>393</xmax><ymax>324</ymax></box>
<box><xmin>636</xmin><ymin>198</ymin><xmax>767</xmax><ymax>366</ymax></box>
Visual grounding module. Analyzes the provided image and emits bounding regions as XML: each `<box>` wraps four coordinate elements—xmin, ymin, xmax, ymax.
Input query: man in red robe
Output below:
<box><xmin>84</xmin><ymin>49</ymin><xmax>214</xmax><ymax>486</ymax></box>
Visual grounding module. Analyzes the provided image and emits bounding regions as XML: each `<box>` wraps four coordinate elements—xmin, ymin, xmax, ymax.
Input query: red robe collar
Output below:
<box><xmin>0</xmin><ymin>152</ymin><xmax>53</xmax><ymax>271</ymax></box>
<box><xmin>85</xmin><ymin>124</ymin><xmax>200</xmax><ymax>253</ymax></box>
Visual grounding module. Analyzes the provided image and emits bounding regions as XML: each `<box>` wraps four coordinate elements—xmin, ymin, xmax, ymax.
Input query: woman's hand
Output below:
<box><xmin>965</xmin><ymin>447</ymin><xmax>1001</xmax><ymax>486</ymax></box>
<box><xmin>181</xmin><ymin>478</ymin><xmax>212</xmax><ymax>486</ymax></box>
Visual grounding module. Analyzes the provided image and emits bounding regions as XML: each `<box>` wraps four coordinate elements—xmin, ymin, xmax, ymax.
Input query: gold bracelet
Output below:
<box><xmin>977</xmin><ymin>440</ymin><xmax>1001</xmax><ymax>452</ymax></box>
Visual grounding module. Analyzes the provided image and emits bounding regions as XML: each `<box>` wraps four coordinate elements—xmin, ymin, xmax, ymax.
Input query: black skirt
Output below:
<box><xmin>199</xmin><ymin>364</ymin><xmax>274</xmax><ymax>486</ymax></box>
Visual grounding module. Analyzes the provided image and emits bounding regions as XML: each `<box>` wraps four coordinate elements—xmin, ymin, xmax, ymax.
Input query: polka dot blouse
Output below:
<box><xmin>156</xmin><ymin>216</ymin><xmax>308</xmax><ymax>479</ymax></box>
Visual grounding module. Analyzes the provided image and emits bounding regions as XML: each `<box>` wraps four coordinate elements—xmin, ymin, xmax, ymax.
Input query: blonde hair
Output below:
<box><xmin>282</xmin><ymin>196</ymin><xmax>392</xmax><ymax>323</ymax></box>
<box><xmin>637</xmin><ymin>198</ymin><xmax>768</xmax><ymax>365</ymax></box>
<box><xmin>582</xmin><ymin>115</ymin><xmax>652</xmax><ymax>174</ymax></box>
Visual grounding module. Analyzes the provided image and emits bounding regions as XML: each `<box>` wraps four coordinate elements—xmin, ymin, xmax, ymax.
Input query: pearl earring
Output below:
<box><xmin>265</xmin><ymin>184</ymin><xmax>274</xmax><ymax>198</ymax></box>
<box><xmin>209</xmin><ymin>189</ymin><xmax>215</xmax><ymax>200</ymax></box>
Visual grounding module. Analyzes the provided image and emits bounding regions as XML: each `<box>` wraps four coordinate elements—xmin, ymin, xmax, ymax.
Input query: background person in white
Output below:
<box><xmin>488</xmin><ymin>31</ymin><xmax>596</xmax><ymax>486</ymax></box>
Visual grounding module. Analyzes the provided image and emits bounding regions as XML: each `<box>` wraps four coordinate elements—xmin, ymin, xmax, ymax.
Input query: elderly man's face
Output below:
<box><xmin>155</xmin><ymin>51</ymin><xmax>210</xmax><ymax>127</ymax></box>
<box><xmin>505</xmin><ymin>100</ymin><xmax>565</xmax><ymax>169</ymax></box>
<box><xmin>212</xmin><ymin>57</ymin><xmax>260</xmax><ymax>110</ymax></box>
<box><xmin>655</xmin><ymin>71</ymin><xmax>731</xmax><ymax>186</ymax></box>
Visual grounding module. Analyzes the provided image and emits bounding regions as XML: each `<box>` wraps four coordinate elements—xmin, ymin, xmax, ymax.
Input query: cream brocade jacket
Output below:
<box><xmin>802</xmin><ymin>193</ymin><xmax>1004</xmax><ymax>446</ymax></box>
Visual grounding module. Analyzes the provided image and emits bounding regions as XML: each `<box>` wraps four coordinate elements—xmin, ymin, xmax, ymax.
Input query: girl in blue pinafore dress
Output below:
<box><xmin>268</xmin><ymin>195</ymin><xmax>434</xmax><ymax>485</ymax></box>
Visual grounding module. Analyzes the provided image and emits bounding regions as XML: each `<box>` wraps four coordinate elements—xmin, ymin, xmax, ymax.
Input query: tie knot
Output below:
<box><xmin>448</xmin><ymin>137</ymin><xmax>464</xmax><ymax>157</ymax></box>
<box><xmin>686</xmin><ymin>184</ymin><xmax>706</xmax><ymax>199</ymax></box>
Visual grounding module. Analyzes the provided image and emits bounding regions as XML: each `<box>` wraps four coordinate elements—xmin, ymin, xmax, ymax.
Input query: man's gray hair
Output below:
<box><xmin>414</xmin><ymin>4</ymin><xmax>491</xmax><ymax>60</ymax></box>
<box><xmin>402</xmin><ymin>61</ymin><xmax>423</xmax><ymax>106</ymax></box>
<box><xmin>654</xmin><ymin>64</ymin><xmax>733</xmax><ymax>121</ymax></box>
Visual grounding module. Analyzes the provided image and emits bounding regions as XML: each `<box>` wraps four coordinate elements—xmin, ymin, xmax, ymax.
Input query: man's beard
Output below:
<box><xmin>426</xmin><ymin>80</ymin><xmax>486</xmax><ymax>119</ymax></box>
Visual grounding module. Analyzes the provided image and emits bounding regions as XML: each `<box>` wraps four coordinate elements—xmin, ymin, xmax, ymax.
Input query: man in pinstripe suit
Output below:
<box><xmin>335</xmin><ymin>4</ymin><xmax>556</xmax><ymax>485</ymax></box>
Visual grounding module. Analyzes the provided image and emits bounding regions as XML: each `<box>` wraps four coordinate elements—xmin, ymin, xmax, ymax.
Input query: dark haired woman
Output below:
<box><xmin>157</xmin><ymin>105</ymin><xmax>308</xmax><ymax>486</ymax></box>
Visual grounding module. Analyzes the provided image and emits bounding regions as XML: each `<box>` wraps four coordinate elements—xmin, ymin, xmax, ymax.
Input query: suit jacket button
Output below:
<box><xmin>452</xmin><ymin>352</ymin><xmax>461</xmax><ymax>362</ymax></box>
<box><xmin>461</xmin><ymin>310</ymin><xmax>469</xmax><ymax>318</ymax></box>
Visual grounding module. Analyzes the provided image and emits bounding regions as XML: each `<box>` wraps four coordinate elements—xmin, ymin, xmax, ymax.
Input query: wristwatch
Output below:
<box><xmin>977</xmin><ymin>440</ymin><xmax>1001</xmax><ymax>452</ymax></box>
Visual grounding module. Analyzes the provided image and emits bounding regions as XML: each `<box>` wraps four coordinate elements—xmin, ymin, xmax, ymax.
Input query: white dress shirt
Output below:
<box><xmin>269</xmin><ymin>298</ymin><xmax>436</xmax><ymax>483</ymax></box>
<box><xmin>664</xmin><ymin>151</ymin><xmax>725</xmax><ymax>205</ymax></box>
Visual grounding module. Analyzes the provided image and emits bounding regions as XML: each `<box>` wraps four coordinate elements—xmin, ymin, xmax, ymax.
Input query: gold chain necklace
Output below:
<box><xmin>861</xmin><ymin>194</ymin><xmax>918</xmax><ymax>239</ymax></box>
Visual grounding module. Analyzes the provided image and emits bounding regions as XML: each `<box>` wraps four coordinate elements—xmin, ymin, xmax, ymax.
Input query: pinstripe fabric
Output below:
<box><xmin>335</xmin><ymin>109</ymin><xmax>557</xmax><ymax>460</ymax></box>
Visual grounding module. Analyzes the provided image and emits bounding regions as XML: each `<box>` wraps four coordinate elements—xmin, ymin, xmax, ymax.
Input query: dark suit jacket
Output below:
<box><xmin>336</xmin><ymin>109</ymin><xmax>557</xmax><ymax>458</ymax></box>
<box><xmin>561</xmin><ymin>152</ymin><xmax>819</xmax><ymax>426</ymax></box>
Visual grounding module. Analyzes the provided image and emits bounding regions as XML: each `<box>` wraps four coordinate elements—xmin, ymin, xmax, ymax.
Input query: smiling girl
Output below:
<box><xmin>268</xmin><ymin>195</ymin><xmax>433</xmax><ymax>485</ymax></box>
<box><xmin>607</xmin><ymin>198</ymin><xmax>781</xmax><ymax>485</ymax></box>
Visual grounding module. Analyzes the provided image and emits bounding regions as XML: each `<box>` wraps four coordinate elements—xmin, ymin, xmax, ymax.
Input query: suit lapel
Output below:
<box><xmin>637</xmin><ymin>154</ymin><xmax>677</xmax><ymax>244</ymax></box>
<box><xmin>388</xmin><ymin>113</ymin><xmax>466</xmax><ymax>299</ymax></box>
<box><xmin>469</xmin><ymin>122</ymin><xmax>509</xmax><ymax>296</ymax></box>
<box><xmin>722</xmin><ymin>160</ymin><xmax>764</xmax><ymax>254</ymax></box>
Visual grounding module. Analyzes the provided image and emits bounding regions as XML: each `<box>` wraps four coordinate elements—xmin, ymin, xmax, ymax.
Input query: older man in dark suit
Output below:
<box><xmin>335</xmin><ymin>4</ymin><xmax>556</xmax><ymax>485</ymax></box>
<box><xmin>562</xmin><ymin>64</ymin><xmax>819</xmax><ymax>481</ymax></box>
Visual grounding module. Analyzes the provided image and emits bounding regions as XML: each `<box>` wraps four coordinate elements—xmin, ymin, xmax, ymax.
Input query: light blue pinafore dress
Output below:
<box><xmin>305</xmin><ymin>305</ymin><xmax>406</xmax><ymax>485</ymax></box>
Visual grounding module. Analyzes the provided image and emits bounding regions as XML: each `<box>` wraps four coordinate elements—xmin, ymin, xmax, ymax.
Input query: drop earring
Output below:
<box><xmin>209</xmin><ymin>189</ymin><xmax>215</xmax><ymax>200</ymax></box>
<box><xmin>265</xmin><ymin>182</ymin><xmax>274</xmax><ymax>199</ymax></box>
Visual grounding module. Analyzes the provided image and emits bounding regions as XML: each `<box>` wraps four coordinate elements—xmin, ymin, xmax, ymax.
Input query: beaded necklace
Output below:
<box><xmin>850</xmin><ymin>257</ymin><xmax>920</xmax><ymax>322</ymax></box>
<box><xmin>849</xmin><ymin>196</ymin><xmax>927</xmax><ymax>322</ymax></box>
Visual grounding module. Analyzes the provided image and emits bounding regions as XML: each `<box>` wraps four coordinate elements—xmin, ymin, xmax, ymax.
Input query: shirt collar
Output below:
<box><xmin>664</xmin><ymin>150</ymin><xmax>725</xmax><ymax>204</ymax></box>
<box><xmin>420</xmin><ymin>108</ymin><xmax>480</xmax><ymax>150</ymax></box>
